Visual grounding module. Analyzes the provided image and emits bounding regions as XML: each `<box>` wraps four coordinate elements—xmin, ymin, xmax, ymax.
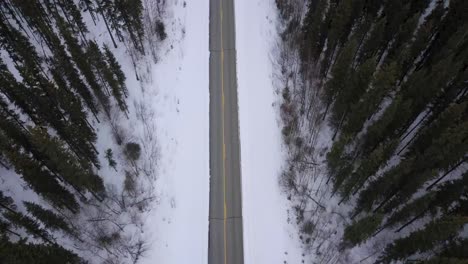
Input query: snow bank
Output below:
<box><xmin>235</xmin><ymin>1</ymin><xmax>304</xmax><ymax>263</ymax></box>
<box><xmin>140</xmin><ymin>1</ymin><xmax>210</xmax><ymax>263</ymax></box>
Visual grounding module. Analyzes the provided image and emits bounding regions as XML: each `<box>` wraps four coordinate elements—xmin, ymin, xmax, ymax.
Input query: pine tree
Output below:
<box><xmin>355</xmin><ymin>157</ymin><xmax>414</xmax><ymax>213</ymax></box>
<box><xmin>0</xmin><ymin>19</ymin><xmax>100</xmax><ymax>168</ymax></box>
<box><xmin>358</xmin><ymin>18</ymin><xmax>386</xmax><ymax>63</ymax></box>
<box><xmin>286</xmin><ymin>0</ymin><xmax>468</xmax><ymax>261</ymax></box>
<box><xmin>343</xmin><ymin>214</ymin><xmax>383</xmax><ymax>246</ymax></box>
<box><xmin>341</xmin><ymin>61</ymin><xmax>397</xmax><ymax>138</ymax></box>
<box><xmin>54</xmin><ymin>0</ymin><xmax>89</xmax><ymax>42</ymax></box>
<box><xmin>87</xmin><ymin>41</ymin><xmax>128</xmax><ymax>113</ymax></box>
<box><xmin>113</xmin><ymin>0</ymin><xmax>145</xmax><ymax>53</ymax></box>
<box><xmin>2</xmin><ymin>210</ymin><xmax>54</xmax><ymax>244</ymax></box>
<box><xmin>0</xmin><ymin>237</ymin><xmax>84</xmax><ymax>264</ymax></box>
<box><xmin>23</xmin><ymin>202</ymin><xmax>71</xmax><ymax>234</ymax></box>
<box><xmin>321</xmin><ymin>0</ymin><xmax>356</xmax><ymax>75</ymax></box>
<box><xmin>0</xmin><ymin>132</ymin><xmax>79</xmax><ymax>213</ymax></box>
<box><xmin>339</xmin><ymin>139</ymin><xmax>398</xmax><ymax>203</ymax></box>
<box><xmin>47</xmin><ymin>29</ymin><xmax>99</xmax><ymax>119</ymax></box>
<box><xmin>426</xmin><ymin>239</ymin><xmax>468</xmax><ymax>263</ymax></box>
<box><xmin>330</xmin><ymin>56</ymin><xmax>377</xmax><ymax>135</ymax></box>
<box><xmin>28</xmin><ymin>127</ymin><xmax>105</xmax><ymax>197</ymax></box>
<box><xmin>96</xmin><ymin>0</ymin><xmax>120</xmax><ymax>47</ymax></box>
<box><xmin>379</xmin><ymin>217</ymin><xmax>468</xmax><ymax>263</ymax></box>
<box><xmin>8</xmin><ymin>0</ymin><xmax>56</xmax><ymax>49</ymax></box>
<box><xmin>323</xmin><ymin>38</ymin><xmax>358</xmax><ymax>119</ymax></box>
<box><xmin>385</xmin><ymin>171</ymin><xmax>468</xmax><ymax>233</ymax></box>
<box><xmin>55</xmin><ymin>15</ymin><xmax>111</xmax><ymax>116</ymax></box>
<box><xmin>300</xmin><ymin>0</ymin><xmax>327</xmax><ymax>63</ymax></box>
<box><xmin>105</xmin><ymin>149</ymin><xmax>117</xmax><ymax>170</ymax></box>
<box><xmin>103</xmin><ymin>44</ymin><xmax>128</xmax><ymax>97</ymax></box>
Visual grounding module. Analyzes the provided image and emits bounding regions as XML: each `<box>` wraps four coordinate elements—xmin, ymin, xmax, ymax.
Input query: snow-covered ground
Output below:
<box><xmin>145</xmin><ymin>1</ymin><xmax>305</xmax><ymax>263</ymax></box>
<box><xmin>140</xmin><ymin>1</ymin><xmax>210</xmax><ymax>263</ymax></box>
<box><xmin>235</xmin><ymin>1</ymin><xmax>305</xmax><ymax>263</ymax></box>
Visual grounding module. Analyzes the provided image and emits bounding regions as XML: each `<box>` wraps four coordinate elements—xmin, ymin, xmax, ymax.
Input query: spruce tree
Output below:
<box><xmin>379</xmin><ymin>217</ymin><xmax>467</xmax><ymax>263</ymax></box>
<box><xmin>87</xmin><ymin>41</ymin><xmax>128</xmax><ymax>113</ymax></box>
<box><xmin>28</xmin><ymin>127</ymin><xmax>105</xmax><ymax>197</ymax></box>
<box><xmin>343</xmin><ymin>214</ymin><xmax>383</xmax><ymax>246</ymax></box>
<box><xmin>0</xmin><ymin>237</ymin><xmax>84</xmax><ymax>264</ymax></box>
<box><xmin>0</xmin><ymin>132</ymin><xmax>79</xmax><ymax>213</ymax></box>
<box><xmin>23</xmin><ymin>202</ymin><xmax>71</xmax><ymax>234</ymax></box>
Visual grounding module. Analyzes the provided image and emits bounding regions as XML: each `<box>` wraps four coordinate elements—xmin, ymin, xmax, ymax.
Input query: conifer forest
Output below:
<box><xmin>0</xmin><ymin>0</ymin><xmax>467</xmax><ymax>263</ymax></box>
<box><xmin>276</xmin><ymin>0</ymin><xmax>468</xmax><ymax>263</ymax></box>
<box><xmin>0</xmin><ymin>0</ymin><xmax>166</xmax><ymax>263</ymax></box>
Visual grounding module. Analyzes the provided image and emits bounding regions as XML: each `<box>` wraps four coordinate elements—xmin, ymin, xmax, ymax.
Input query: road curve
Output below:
<box><xmin>208</xmin><ymin>0</ymin><xmax>244</xmax><ymax>263</ymax></box>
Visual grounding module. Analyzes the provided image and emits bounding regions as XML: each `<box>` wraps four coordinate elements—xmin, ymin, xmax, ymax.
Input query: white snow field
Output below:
<box><xmin>235</xmin><ymin>1</ymin><xmax>305</xmax><ymax>263</ymax></box>
<box><xmin>140</xmin><ymin>1</ymin><xmax>210</xmax><ymax>264</ymax></box>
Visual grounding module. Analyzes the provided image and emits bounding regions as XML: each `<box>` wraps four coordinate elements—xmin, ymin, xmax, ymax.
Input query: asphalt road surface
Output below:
<box><xmin>208</xmin><ymin>0</ymin><xmax>244</xmax><ymax>263</ymax></box>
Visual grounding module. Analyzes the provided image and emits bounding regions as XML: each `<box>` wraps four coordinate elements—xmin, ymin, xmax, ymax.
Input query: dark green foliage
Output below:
<box><xmin>155</xmin><ymin>20</ymin><xmax>167</xmax><ymax>41</ymax></box>
<box><xmin>344</xmin><ymin>214</ymin><xmax>383</xmax><ymax>246</ymax></box>
<box><xmin>0</xmin><ymin>237</ymin><xmax>84</xmax><ymax>264</ymax></box>
<box><xmin>300</xmin><ymin>0</ymin><xmax>327</xmax><ymax>62</ymax></box>
<box><xmin>97</xmin><ymin>0</ymin><xmax>145</xmax><ymax>52</ymax></box>
<box><xmin>0</xmin><ymin>0</ymin><xmax>154</xmax><ymax>262</ymax></box>
<box><xmin>0</xmin><ymin>132</ymin><xmax>79</xmax><ymax>213</ymax></box>
<box><xmin>103</xmin><ymin>44</ymin><xmax>128</xmax><ymax>97</ymax></box>
<box><xmin>339</xmin><ymin>140</ymin><xmax>398</xmax><ymax>202</ymax></box>
<box><xmin>97</xmin><ymin>231</ymin><xmax>120</xmax><ymax>247</ymax></box>
<box><xmin>56</xmin><ymin>15</ymin><xmax>111</xmax><ymax>116</ymax></box>
<box><xmin>87</xmin><ymin>41</ymin><xmax>128</xmax><ymax>113</ymax></box>
<box><xmin>124</xmin><ymin>142</ymin><xmax>141</xmax><ymax>161</ymax></box>
<box><xmin>379</xmin><ymin>217</ymin><xmax>467</xmax><ymax>263</ymax></box>
<box><xmin>432</xmin><ymin>239</ymin><xmax>468</xmax><ymax>262</ymax></box>
<box><xmin>124</xmin><ymin>171</ymin><xmax>136</xmax><ymax>194</ymax></box>
<box><xmin>29</xmin><ymin>127</ymin><xmax>104</xmax><ymax>195</ymax></box>
<box><xmin>23</xmin><ymin>202</ymin><xmax>71</xmax><ymax>234</ymax></box>
<box><xmin>324</xmin><ymin>38</ymin><xmax>358</xmax><ymax>109</ymax></box>
<box><xmin>105</xmin><ymin>148</ymin><xmax>117</xmax><ymax>170</ymax></box>
<box><xmin>3</xmin><ymin>210</ymin><xmax>54</xmax><ymax>244</ymax></box>
<box><xmin>384</xmin><ymin>171</ymin><xmax>468</xmax><ymax>231</ymax></box>
<box><xmin>55</xmin><ymin>0</ymin><xmax>89</xmax><ymax>39</ymax></box>
<box><xmin>290</xmin><ymin>0</ymin><xmax>468</xmax><ymax>261</ymax></box>
<box><xmin>0</xmin><ymin>21</ymin><xmax>100</xmax><ymax>168</ymax></box>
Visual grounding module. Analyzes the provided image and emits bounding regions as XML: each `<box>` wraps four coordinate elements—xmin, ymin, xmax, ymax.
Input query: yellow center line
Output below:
<box><xmin>219</xmin><ymin>0</ymin><xmax>228</xmax><ymax>264</ymax></box>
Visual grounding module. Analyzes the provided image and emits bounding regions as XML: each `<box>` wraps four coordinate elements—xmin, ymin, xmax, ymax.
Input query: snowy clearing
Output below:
<box><xmin>235</xmin><ymin>1</ymin><xmax>304</xmax><ymax>263</ymax></box>
<box><xmin>140</xmin><ymin>1</ymin><xmax>210</xmax><ymax>263</ymax></box>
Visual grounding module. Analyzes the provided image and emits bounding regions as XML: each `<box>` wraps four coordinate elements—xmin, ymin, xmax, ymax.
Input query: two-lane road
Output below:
<box><xmin>208</xmin><ymin>0</ymin><xmax>244</xmax><ymax>263</ymax></box>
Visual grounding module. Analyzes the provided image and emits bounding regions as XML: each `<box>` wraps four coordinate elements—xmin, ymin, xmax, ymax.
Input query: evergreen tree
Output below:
<box><xmin>54</xmin><ymin>0</ymin><xmax>89</xmax><ymax>42</ymax></box>
<box><xmin>87</xmin><ymin>41</ymin><xmax>128</xmax><ymax>113</ymax></box>
<box><xmin>386</xmin><ymin>171</ymin><xmax>468</xmax><ymax>233</ymax></box>
<box><xmin>113</xmin><ymin>0</ymin><xmax>145</xmax><ymax>53</ymax></box>
<box><xmin>0</xmin><ymin>237</ymin><xmax>84</xmax><ymax>264</ymax></box>
<box><xmin>343</xmin><ymin>214</ymin><xmax>383</xmax><ymax>246</ymax></box>
<box><xmin>55</xmin><ymin>15</ymin><xmax>111</xmax><ymax>116</ymax></box>
<box><xmin>103</xmin><ymin>44</ymin><xmax>128</xmax><ymax>97</ymax></box>
<box><xmin>339</xmin><ymin>139</ymin><xmax>398</xmax><ymax>202</ymax></box>
<box><xmin>300</xmin><ymin>0</ymin><xmax>327</xmax><ymax>63</ymax></box>
<box><xmin>323</xmin><ymin>38</ymin><xmax>358</xmax><ymax>119</ymax></box>
<box><xmin>23</xmin><ymin>202</ymin><xmax>71</xmax><ymax>234</ymax></box>
<box><xmin>0</xmin><ymin>20</ymin><xmax>100</xmax><ymax>168</ymax></box>
<box><xmin>0</xmin><ymin>132</ymin><xmax>79</xmax><ymax>213</ymax></box>
<box><xmin>283</xmin><ymin>0</ymin><xmax>468</xmax><ymax>261</ymax></box>
<box><xmin>379</xmin><ymin>217</ymin><xmax>468</xmax><ymax>263</ymax></box>
<box><xmin>28</xmin><ymin>127</ymin><xmax>105</xmax><ymax>197</ymax></box>
<box><xmin>2</xmin><ymin>210</ymin><xmax>54</xmax><ymax>244</ymax></box>
<box><xmin>105</xmin><ymin>148</ymin><xmax>117</xmax><ymax>170</ymax></box>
